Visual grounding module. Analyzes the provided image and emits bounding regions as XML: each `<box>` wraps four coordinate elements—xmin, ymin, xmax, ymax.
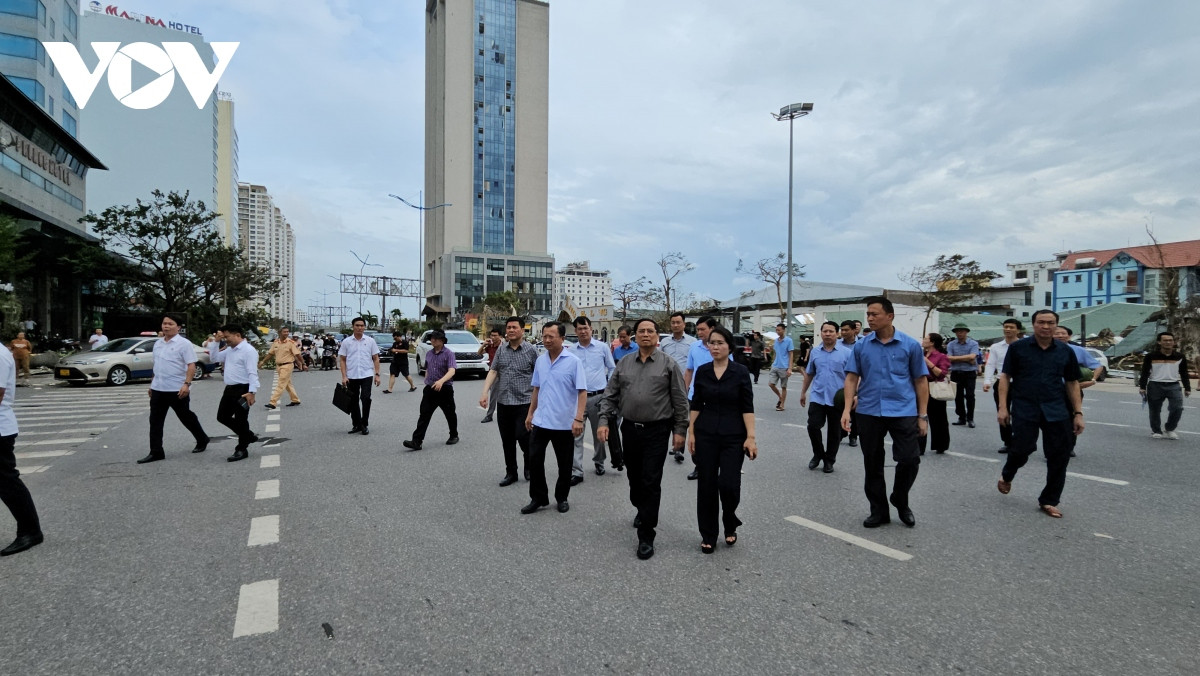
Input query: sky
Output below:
<box><xmin>97</xmin><ymin>0</ymin><xmax>1200</xmax><ymax>319</ymax></box>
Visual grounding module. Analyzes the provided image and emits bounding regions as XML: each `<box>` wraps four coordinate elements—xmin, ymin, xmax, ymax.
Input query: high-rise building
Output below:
<box><xmin>238</xmin><ymin>182</ymin><xmax>296</xmax><ymax>323</ymax></box>
<box><xmin>424</xmin><ymin>0</ymin><xmax>553</xmax><ymax>317</ymax></box>
<box><xmin>216</xmin><ymin>94</ymin><xmax>238</xmax><ymax>247</ymax></box>
<box><xmin>554</xmin><ymin>261</ymin><xmax>611</xmax><ymax>311</ymax></box>
<box><xmin>0</xmin><ymin>0</ymin><xmax>82</xmax><ymax>136</ymax></box>
<box><xmin>78</xmin><ymin>8</ymin><xmax>219</xmax><ymax>218</ymax></box>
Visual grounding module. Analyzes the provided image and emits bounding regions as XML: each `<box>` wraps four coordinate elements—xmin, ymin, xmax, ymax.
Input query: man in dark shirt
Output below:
<box><xmin>384</xmin><ymin>330</ymin><xmax>416</xmax><ymax>393</ymax></box>
<box><xmin>402</xmin><ymin>330</ymin><xmax>459</xmax><ymax>450</ymax></box>
<box><xmin>996</xmin><ymin>309</ymin><xmax>1085</xmax><ymax>518</ymax></box>
<box><xmin>598</xmin><ymin>318</ymin><xmax>689</xmax><ymax>560</ymax></box>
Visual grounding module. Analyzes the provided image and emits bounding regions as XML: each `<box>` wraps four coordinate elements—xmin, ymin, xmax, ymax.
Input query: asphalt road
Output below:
<box><xmin>1</xmin><ymin>365</ymin><xmax>1196</xmax><ymax>674</ymax></box>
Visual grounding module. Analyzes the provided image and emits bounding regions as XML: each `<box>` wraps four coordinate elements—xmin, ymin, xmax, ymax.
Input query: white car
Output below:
<box><xmin>54</xmin><ymin>336</ymin><xmax>212</xmax><ymax>386</ymax></box>
<box><xmin>414</xmin><ymin>330</ymin><xmax>489</xmax><ymax>378</ymax></box>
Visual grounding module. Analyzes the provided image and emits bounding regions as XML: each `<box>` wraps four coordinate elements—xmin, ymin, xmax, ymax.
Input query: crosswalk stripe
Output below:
<box><xmin>15</xmin><ymin>438</ymin><xmax>92</xmax><ymax>446</ymax></box>
<box><xmin>15</xmin><ymin>465</ymin><xmax>49</xmax><ymax>474</ymax></box>
<box><xmin>18</xmin><ymin>420</ymin><xmax>123</xmax><ymax>428</ymax></box>
<box><xmin>15</xmin><ymin>450</ymin><xmax>75</xmax><ymax>459</ymax></box>
<box><xmin>18</xmin><ymin>428</ymin><xmax>108</xmax><ymax>436</ymax></box>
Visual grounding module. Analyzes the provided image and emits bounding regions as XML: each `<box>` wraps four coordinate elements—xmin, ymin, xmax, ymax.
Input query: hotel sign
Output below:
<box><xmin>87</xmin><ymin>2</ymin><xmax>203</xmax><ymax>35</ymax></box>
<box><xmin>0</xmin><ymin>123</ymin><xmax>72</xmax><ymax>186</ymax></box>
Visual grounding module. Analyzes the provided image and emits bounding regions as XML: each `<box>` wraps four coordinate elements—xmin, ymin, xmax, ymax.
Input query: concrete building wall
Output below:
<box><xmin>513</xmin><ymin>0</ymin><xmax>548</xmax><ymax>254</ymax></box>
<box><xmin>216</xmin><ymin>96</ymin><xmax>238</xmax><ymax>247</ymax></box>
<box><xmin>238</xmin><ymin>182</ymin><xmax>295</xmax><ymax>323</ymax></box>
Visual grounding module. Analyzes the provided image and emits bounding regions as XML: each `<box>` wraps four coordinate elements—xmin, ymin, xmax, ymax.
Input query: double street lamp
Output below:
<box><xmin>771</xmin><ymin>102</ymin><xmax>813</xmax><ymax>335</ymax></box>
<box><xmin>388</xmin><ymin>192</ymin><xmax>451</xmax><ymax>317</ymax></box>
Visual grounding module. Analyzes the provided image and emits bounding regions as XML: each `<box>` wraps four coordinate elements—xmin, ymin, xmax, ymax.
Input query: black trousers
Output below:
<box><xmin>412</xmin><ymin>383</ymin><xmax>457</xmax><ymax>442</ymax></box>
<box><xmin>695</xmin><ymin>432</ymin><xmax>745</xmax><ymax>546</ymax></box>
<box><xmin>621</xmin><ymin>419</ymin><xmax>672</xmax><ymax>543</ymax></box>
<box><xmin>992</xmin><ymin>387</ymin><xmax>1013</xmax><ymax>447</ymax></box>
<box><xmin>217</xmin><ymin>384</ymin><xmax>255</xmax><ymax>451</ymax></box>
<box><xmin>918</xmin><ymin>398</ymin><xmax>950</xmax><ymax>453</ymax></box>
<box><xmin>528</xmin><ymin>426</ymin><xmax>575</xmax><ymax>504</ymax></box>
<box><xmin>1003</xmin><ymin>410</ymin><xmax>1073</xmax><ymax>507</ymax></box>
<box><xmin>951</xmin><ymin>371</ymin><xmax>977</xmax><ymax>421</ymax></box>
<box><xmin>148</xmin><ymin>389</ymin><xmax>208</xmax><ymax>457</ymax></box>
<box><xmin>0</xmin><ymin>434</ymin><xmax>40</xmax><ymax>536</ymax></box>
<box><xmin>347</xmin><ymin>376</ymin><xmax>373</xmax><ymax>428</ymax></box>
<box><xmin>857</xmin><ymin>414</ymin><xmax>921</xmax><ymax>516</ymax></box>
<box><xmin>749</xmin><ymin>357</ymin><xmax>763</xmax><ymax>383</ymax></box>
<box><xmin>496</xmin><ymin>403</ymin><xmax>531</xmax><ymax>476</ymax></box>
<box><xmin>806</xmin><ymin>402</ymin><xmax>841</xmax><ymax>463</ymax></box>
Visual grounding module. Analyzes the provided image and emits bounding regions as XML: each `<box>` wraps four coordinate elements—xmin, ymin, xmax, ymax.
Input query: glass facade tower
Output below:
<box><xmin>473</xmin><ymin>0</ymin><xmax>516</xmax><ymax>254</ymax></box>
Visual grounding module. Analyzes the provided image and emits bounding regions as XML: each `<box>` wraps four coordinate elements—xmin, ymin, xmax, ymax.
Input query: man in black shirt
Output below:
<box><xmin>996</xmin><ymin>310</ymin><xmax>1085</xmax><ymax>518</ymax></box>
<box><xmin>384</xmin><ymin>330</ymin><xmax>416</xmax><ymax>393</ymax></box>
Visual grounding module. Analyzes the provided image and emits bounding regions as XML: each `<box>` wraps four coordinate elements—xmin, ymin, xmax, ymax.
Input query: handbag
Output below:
<box><xmin>332</xmin><ymin>383</ymin><xmax>354</xmax><ymax>414</ymax></box>
<box><xmin>929</xmin><ymin>379</ymin><xmax>957</xmax><ymax>402</ymax></box>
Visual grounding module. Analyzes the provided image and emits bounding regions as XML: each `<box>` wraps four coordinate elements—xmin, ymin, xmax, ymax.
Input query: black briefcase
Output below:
<box><xmin>332</xmin><ymin>383</ymin><xmax>354</xmax><ymax>414</ymax></box>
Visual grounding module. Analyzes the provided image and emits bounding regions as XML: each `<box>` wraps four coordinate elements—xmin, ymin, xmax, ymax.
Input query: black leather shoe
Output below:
<box><xmin>967</xmin><ymin>420</ymin><xmax>975</xmax><ymax>429</ymax></box>
<box><xmin>361</xmin><ymin>427</ymin><xmax>370</xmax><ymax>436</ymax></box>
<box><xmin>446</xmin><ymin>436</ymin><xmax>459</xmax><ymax>445</ymax></box>
<box><xmin>498</xmin><ymin>474</ymin><xmax>518</xmax><ymax>487</ymax></box>
<box><xmin>136</xmin><ymin>453</ymin><xmax>165</xmax><ymax>464</ymax></box>
<box><xmin>823</xmin><ymin>461</ymin><xmax>834</xmax><ymax>473</ymax></box>
<box><xmin>889</xmin><ymin>495</ymin><xmax>915</xmax><ymax>527</ymax></box>
<box><xmin>347</xmin><ymin>427</ymin><xmax>362</xmax><ymax>434</ymax></box>
<box><xmin>863</xmin><ymin>513</ymin><xmax>890</xmax><ymax>528</ymax></box>
<box><xmin>402</xmin><ymin>439</ymin><xmax>422</xmax><ymax>451</ymax></box>
<box><xmin>998</xmin><ymin>446</ymin><xmax>1009</xmax><ymax>454</ymax></box>
<box><xmin>520</xmin><ymin>500</ymin><xmax>547</xmax><ymax>515</ymax></box>
<box><xmin>687</xmin><ymin>469</ymin><xmax>698</xmax><ymax>480</ymax></box>
<box><xmin>848</xmin><ymin>436</ymin><xmax>858</xmax><ymax>447</ymax></box>
<box><xmin>227</xmin><ymin>449</ymin><xmax>248</xmax><ymax>462</ymax></box>
<box><xmin>570</xmin><ymin>475</ymin><xmax>583</xmax><ymax>486</ymax></box>
<box><xmin>636</xmin><ymin>540</ymin><xmax>655</xmax><ymax>560</ymax></box>
<box><xmin>952</xmin><ymin>419</ymin><xmax>967</xmax><ymax>426</ymax></box>
<box><xmin>633</xmin><ymin>515</ymin><xmax>641</xmax><ymax>528</ymax></box>
<box><xmin>808</xmin><ymin>457</ymin><xmax>821</xmax><ymax>470</ymax></box>
<box><xmin>611</xmin><ymin>461</ymin><xmax>624</xmax><ymax>471</ymax></box>
<box><xmin>595</xmin><ymin>464</ymin><xmax>605</xmax><ymax>476</ymax></box>
<box><xmin>286</xmin><ymin>402</ymin><xmax>301</xmax><ymax>407</ymax></box>
<box><xmin>191</xmin><ymin>438</ymin><xmax>210</xmax><ymax>453</ymax></box>
<box><xmin>264</xmin><ymin>404</ymin><xmax>277</xmax><ymax>410</ymax></box>
<box><xmin>480</xmin><ymin>416</ymin><xmax>493</xmax><ymax>423</ymax></box>
<box><xmin>0</xmin><ymin>532</ymin><xmax>43</xmax><ymax>556</ymax></box>
<box><xmin>674</xmin><ymin>451</ymin><xmax>685</xmax><ymax>464</ymax></box>
<box><xmin>557</xmin><ymin>501</ymin><xmax>569</xmax><ymax>513</ymax></box>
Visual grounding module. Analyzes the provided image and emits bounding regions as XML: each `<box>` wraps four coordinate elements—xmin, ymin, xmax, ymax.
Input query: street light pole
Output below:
<box><xmin>771</xmin><ymin>102</ymin><xmax>813</xmax><ymax>337</ymax></box>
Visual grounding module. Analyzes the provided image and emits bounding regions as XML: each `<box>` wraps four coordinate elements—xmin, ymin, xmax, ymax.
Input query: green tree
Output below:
<box><xmin>359</xmin><ymin>311</ymin><xmax>378</xmax><ymax>328</ymax></box>
<box><xmin>900</xmin><ymin>254</ymin><xmax>1001</xmax><ymax>335</ymax></box>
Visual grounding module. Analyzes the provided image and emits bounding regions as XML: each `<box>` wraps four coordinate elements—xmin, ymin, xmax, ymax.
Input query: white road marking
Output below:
<box><xmin>267</xmin><ymin>414</ymin><xmax>280</xmax><ymax>421</ymax></box>
<box><xmin>15</xmin><ymin>465</ymin><xmax>49</xmax><ymax>474</ymax></box>
<box><xmin>17</xmin><ymin>420</ymin><xmax>122</xmax><ymax>428</ymax></box>
<box><xmin>260</xmin><ymin>455</ymin><xmax>280</xmax><ymax>468</ymax></box>
<box><xmin>15</xmin><ymin>450</ymin><xmax>75</xmax><ymax>459</ymax></box>
<box><xmin>264</xmin><ymin>424</ymin><xmax>280</xmax><ymax>433</ymax></box>
<box><xmin>1094</xmin><ymin>533</ymin><xmax>1114</xmax><ymax>539</ymax></box>
<box><xmin>945</xmin><ymin>451</ymin><xmax>1001</xmax><ymax>464</ymax></box>
<box><xmin>18</xmin><ymin>428</ymin><xmax>108</xmax><ymax>436</ymax></box>
<box><xmin>1179</xmin><ymin>430</ymin><xmax>1199</xmax><ymax>436</ymax></box>
<box><xmin>1121</xmin><ymin>400</ymin><xmax>1196</xmax><ymax>410</ymax></box>
<box><xmin>15</xmin><ymin>438</ymin><xmax>91</xmax><ymax>447</ymax></box>
<box><xmin>785</xmin><ymin>515</ymin><xmax>913</xmax><ymax>562</ymax></box>
<box><xmin>232</xmin><ymin>579</ymin><xmax>279</xmax><ymax>637</ymax></box>
<box><xmin>246</xmin><ymin>515</ymin><xmax>280</xmax><ymax>547</ymax></box>
<box><xmin>782</xmin><ymin>423</ymin><xmax>805</xmax><ymax>428</ymax></box>
<box><xmin>1089</xmin><ymin>421</ymin><xmax>1131</xmax><ymax>428</ymax></box>
<box><xmin>255</xmin><ymin>480</ymin><xmax>280</xmax><ymax>500</ymax></box>
<box><xmin>1067</xmin><ymin>471</ymin><xmax>1129</xmax><ymax>486</ymax></box>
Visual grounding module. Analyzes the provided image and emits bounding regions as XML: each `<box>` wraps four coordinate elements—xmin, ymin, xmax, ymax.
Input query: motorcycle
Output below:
<box><xmin>320</xmin><ymin>344</ymin><xmax>337</xmax><ymax>371</ymax></box>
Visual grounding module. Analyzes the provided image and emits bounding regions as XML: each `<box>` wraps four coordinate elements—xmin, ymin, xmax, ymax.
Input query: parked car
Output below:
<box><xmin>54</xmin><ymin>336</ymin><xmax>212</xmax><ymax>386</ymax></box>
<box><xmin>366</xmin><ymin>332</ymin><xmax>393</xmax><ymax>363</ymax></box>
<box><xmin>415</xmin><ymin>330</ymin><xmax>488</xmax><ymax>377</ymax></box>
<box><xmin>1085</xmin><ymin>347</ymin><xmax>1109</xmax><ymax>381</ymax></box>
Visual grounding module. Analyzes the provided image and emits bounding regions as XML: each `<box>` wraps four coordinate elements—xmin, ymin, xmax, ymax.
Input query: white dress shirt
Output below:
<box><xmin>0</xmin><ymin>346</ymin><xmax>17</xmax><ymax>436</ymax></box>
<box><xmin>209</xmin><ymin>341</ymin><xmax>260</xmax><ymax>393</ymax></box>
<box><xmin>150</xmin><ymin>335</ymin><xmax>197</xmax><ymax>392</ymax></box>
<box><xmin>339</xmin><ymin>334</ymin><xmax>379</xmax><ymax>379</ymax></box>
<box><xmin>89</xmin><ymin>333</ymin><xmax>108</xmax><ymax>348</ymax></box>
<box><xmin>983</xmin><ymin>340</ymin><xmax>1013</xmax><ymax>386</ymax></box>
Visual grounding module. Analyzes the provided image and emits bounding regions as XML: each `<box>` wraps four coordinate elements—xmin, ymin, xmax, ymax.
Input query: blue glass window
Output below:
<box><xmin>62</xmin><ymin>1</ymin><xmax>77</xmax><ymax>37</ymax></box>
<box><xmin>61</xmin><ymin>81</ymin><xmax>76</xmax><ymax>108</ymax></box>
<box><xmin>0</xmin><ymin>0</ymin><xmax>44</xmax><ymax>22</ymax></box>
<box><xmin>0</xmin><ymin>31</ymin><xmax>45</xmax><ymax>64</ymax></box>
<box><xmin>6</xmin><ymin>75</ymin><xmax>44</xmax><ymax>106</ymax></box>
<box><xmin>61</xmin><ymin>110</ymin><xmax>76</xmax><ymax>137</ymax></box>
<box><xmin>472</xmin><ymin>0</ymin><xmax>517</xmax><ymax>255</ymax></box>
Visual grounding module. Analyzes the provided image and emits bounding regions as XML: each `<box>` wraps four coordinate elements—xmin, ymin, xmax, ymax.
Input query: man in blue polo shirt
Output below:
<box><xmin>946</xmin><ymin>323</ymin><xmax>981</xmax><ymax>427</ymax></box>
<box><xmin>997</xmin><ymin>310</ymin><xmax>1085</xmax><ymax>518</ymax></box>
<box><xmin>800</xmin><ymin>321</ymin><xmax>850</xmax><ymax>473</ymax></box>
<box><xmin>1054</xmin><ymin>325</ymin><xmax>1102</xmax><ymax>458</ymax></box>
<box><xmin>841</xmin><ymin>297</ymin><xmax>929</xmax><ymax>529</ymax></box>
<box><xmin>521</xmin><ymin>322</ymin><xmax>588</xmax><ymax>515</ymax></box>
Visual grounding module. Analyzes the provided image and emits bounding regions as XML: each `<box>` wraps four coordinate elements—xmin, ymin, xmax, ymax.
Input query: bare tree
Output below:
<box><xmin>612</xmin><ymin>277</ymin><xmax>649</xmax><ymax>321</ymax></box>
<box><xmin>899</xmin><ymin>254</ymin><xmax>1001</xmax><ymax>335</ymax></box>
<box><xmin>1145</xmin><ymin>218</ymin><xmax>1185</xmax><ymax>333</ymax></box>
<box><xmin>654</xmin><ymin>251</ymin><xmax>694</xmax><ymax>315</ymax></box>
<box><xmin>737</xmin><ymin>253</ymin><xmax>806</xmax><ymax>323</ymax></box>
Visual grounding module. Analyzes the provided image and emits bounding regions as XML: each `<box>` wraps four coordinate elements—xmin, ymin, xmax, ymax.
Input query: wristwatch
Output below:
<box><xmin>918</xmin><ymin>414</ymin><xmax>929</xmax><ymax>420</ymax></box>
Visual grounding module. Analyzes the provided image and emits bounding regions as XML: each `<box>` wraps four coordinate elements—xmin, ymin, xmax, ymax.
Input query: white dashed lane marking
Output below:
<box><xmin>264</xmin><ymin>424</ymin><xmax>280</xmax><ymax>433</ymax></box>
<box><xmin>945</xmin><ymin>451</ymin><xmax>1001</xmax><ymax>464</ymax></box>
<box><xmin>255</xmin><ymin>480</ymin><xmax>280</xmax><ymax>500</ymax></box>
<box><xmin>232</xmin><ymin>579</ymin><xmax>279</xmax><ymax>638</ymax></box>
<box><xmin>247</xmin><ymin>515</ymin><xmax>280</xmax><ymax>547</ymax></box>
<box><xmin>785</xmin><ymin>516</ymin><xmax>913</xmax><ymax>562</ymax></box>
<box><xmin>260</xmin><ymin>455</ymin><xmax>280</xmax><ymax>468</ymax></box>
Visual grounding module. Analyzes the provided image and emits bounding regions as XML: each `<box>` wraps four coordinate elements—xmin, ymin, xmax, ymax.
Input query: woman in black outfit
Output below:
<box><xmin>919</xmin><ymin>332</ymin><xmax>951</xmax><ymax>455</ymax></box>
<box><xmin>688</xmin><ymin>326</ymin><xmax>758</xmax><ymax>554</ymax></box>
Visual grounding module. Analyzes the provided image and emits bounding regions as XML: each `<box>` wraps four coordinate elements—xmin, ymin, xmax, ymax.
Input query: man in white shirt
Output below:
<box><xmin>209</xmin><ymin>325</ymin><xmax>261</xmax><ymax>462</ymax></box>
<box><xmin>982</xmin><ymin>318</ymin><xmax>1022</xmax><ymax>453</ymax></box>
<box><xmin>569</xmin><ymin>316</ymin><xmax>619</xmax><ymax>480</ymax></box>
<box><xmin>140</xmin><ymin>313</ymin><xmax>210</xmax><ymax>464</ymax></box>
<box><xmin>88</xmin><ymin>328</ymin><xmax>108</xmax><ymax>350</ymax></box>
<box><xmin>339</xmin><ymin>317</ymin><xmax>381</xmax><ymax>435</ymax></box>
<box><xmin>0</xmin><ymin>344</ymin><xmax>43</xmax><ymax>556</ymax></box>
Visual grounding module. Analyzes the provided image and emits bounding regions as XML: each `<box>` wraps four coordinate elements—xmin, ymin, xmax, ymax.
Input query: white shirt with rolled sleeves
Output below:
<box><xmin>150</xmin><ymin>335</ymin><xmax>197</xmax><ymax>392</ymax></box>
<box><xmin>0</xmin><ymin>346</ymin><xmax>18</xmax><ymax>436</ymax></box>
<box><xmin>339</xmin><ymin>335</ymin><xmax>379</xmax><ymax>379</ymax></box>
<box><xmin>983</xmin><ymin>340</ymin><xmax>1012</xmax><ymax>387</ymax></box>
<box><xmin>209</xmin><ymin>342</ymin><xmax>260</xmax><ymax>393</ymax></box>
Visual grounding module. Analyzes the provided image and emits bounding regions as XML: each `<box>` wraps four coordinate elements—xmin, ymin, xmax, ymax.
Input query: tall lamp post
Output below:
<box><xmin>771</xmin><ymin>102</ymin><xmax>813</xmax><ymax>336</ymax></box>
<box><xmin>388</xmin><ymin>192</ymin><xmax>451</xmax><ymax>318</ymax></box>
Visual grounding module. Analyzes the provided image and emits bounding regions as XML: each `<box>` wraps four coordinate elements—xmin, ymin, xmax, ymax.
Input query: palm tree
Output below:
<box><xmin>359</xmin><ymin>311</ymin><xmax>378</xmax><ymax>329</ymax></box>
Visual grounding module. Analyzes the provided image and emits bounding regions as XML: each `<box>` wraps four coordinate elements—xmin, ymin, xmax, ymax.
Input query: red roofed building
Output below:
<box><xmin>1053</xmin><ymin>239</ymin><xmax>1200</xmax><ymax>310</ymax></box>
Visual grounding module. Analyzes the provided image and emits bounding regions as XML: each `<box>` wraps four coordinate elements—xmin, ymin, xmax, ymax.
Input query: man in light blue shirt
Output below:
<box><xmin>658</xmin><ymin>311</ymin><xmax>695</xmax><ymax>371</ymax></box>
<box><xmin>769</xmin><ymin>322</ymin><xmax>795</xmax><ymax>411</ymax></box>
<box><xmin>800</xmin><ymin>321</ymin><xmax>850</xmax><ymax>473</ymax></box>
<box><xmin>569</xmin><ymin>316</ymin><xmax>619</xmax><ymax>480</ymax></box>
<box><xmin>842</xmin><ymin>297</ymin><xmax>929</xmax><ymax>529</ymax></box>
<box><xmin>1055</xmin><ymin>325</ymin><xmax>1103</xmax><ymax>458</ymax></box>
<box><xmin>612</xmin><ymin>326</ymin><xmax>637</xmax><ymax>361</ymax></box>
<box><xmin>521</xmin><ymin>322</ymin><xmax>588</xmax><ymax>515</ymax></box>
<box><xmin>946</xmin><ymin>323</ymin><xmax>981</xmax><ymax>427</ymax></box>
